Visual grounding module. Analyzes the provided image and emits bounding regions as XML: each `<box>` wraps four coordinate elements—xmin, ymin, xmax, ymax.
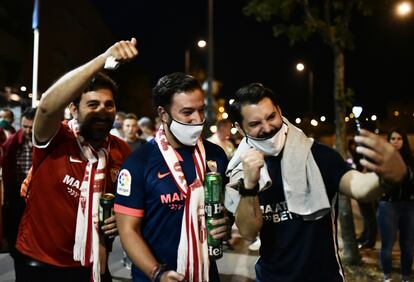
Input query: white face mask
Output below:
<box><xmin>246</xmin><ymin>123</ymin><xmax>288</xmax><ymax>156</ymax></box>
<box><xmin>169</xmin><ymin>118</ymin><xmax>204</xmax><ymax>146</ymax></box>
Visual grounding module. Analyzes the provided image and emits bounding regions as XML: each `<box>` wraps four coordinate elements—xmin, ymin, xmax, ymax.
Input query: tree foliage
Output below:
<box><xmin>244</xmin><ymin>0</ymin><xmax>387</xmax><ymax>49</ymax></box>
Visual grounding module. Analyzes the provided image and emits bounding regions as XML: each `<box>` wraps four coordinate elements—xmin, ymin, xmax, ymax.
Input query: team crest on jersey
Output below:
<box><xmin>117</xmin><ymin>169</ymin><xmax>131</xmax><ymax>196</ymax></box>
<box><xmin>110</xmin><ymin>167</ymin><xmax>119</xmax><ymax>183</ymax></box>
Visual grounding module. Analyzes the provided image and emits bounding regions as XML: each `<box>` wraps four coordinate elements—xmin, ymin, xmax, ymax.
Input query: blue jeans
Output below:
<box><xmin>377</xmin><ymin>201</ymin><xmax>414</xmax><ymax>276</ymax></box>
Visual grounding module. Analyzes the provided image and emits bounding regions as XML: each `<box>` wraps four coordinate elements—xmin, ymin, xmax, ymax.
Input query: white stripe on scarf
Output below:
<box><xmin>69</xmin><ymin>119</ymin><xmax>108</xmax><ymax>282</ymax></box>
<box><xmin>155</xmin><ymin>125</ymin><xmax>209</xmax><ymax>282</ymax></box>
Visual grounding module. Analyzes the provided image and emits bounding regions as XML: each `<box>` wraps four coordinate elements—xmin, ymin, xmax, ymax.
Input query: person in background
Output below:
<box><xmin>1</xmin><ymin>108</ymin><xmax>36</xmax><ymax>273</ymax></box>
<box><xmin>138</xmin><ymin>116</ymin><xmax>155</xmax><ymax>141</ymax></box>
<box><xmin>115</xmin><ymin>72</ymin><xmax>230</xmax><ymax>282</ymax></box>
<box><xmin>225</xmin><ymin>83</ymin><xmax>409</xmax><ymax>282</ymax></box>
<box><xmin>110</xmin><ymin>111</ymin><xmax>126</xmax><ymax>139</ymax></box>
<box><xmin>14</xmin><ymin>38</ymin><xmax>137</xmax><ymax>282</ymax></box>
<box><xmin>208</xmin><ymin>119</ymin><xmax>235</xmax><ymax>160</ymax></box>
<box><xmin>0</xmin><ymin>108</ymin><xmax>16</xmax><ymax>128</ymax></box>
<box><xmin>123</xmin><ymin>113</ymin><xmax>146</xmax><ymax>151</ymax></box>
<box><xmin>378</xmin><ymin>128</ymin><xmax>414</xmax><ymax>282</ymax></box>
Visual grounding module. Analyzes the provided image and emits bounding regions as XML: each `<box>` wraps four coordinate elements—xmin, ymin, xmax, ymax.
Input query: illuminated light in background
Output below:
<box><xmin>222</xmin><ymin>112</ymin><xmax>228</xmax><ymax>119</ymax></box>
<box><xmin>396</xmin><ymin>1</ymin><xmax>412</xmax><ymax>17</ymax></box>
<box><xmin>10</xmin><ymin>94</ymin><xmax>21</xmax><ymax>102</ymax></box>
<box><xmin>320</xmin><ymin>116</ymin><xmax>326</xmax><ymax>122</ymax></box>
<box><xmin>352</xmin><ymin>106</ymin><xmax>363</xmax><ymax>119</ymax></box>
<box><xmin>229</xmin><ymin>99</ymin><xmax>235</xmax><ymax>105</ymax></box>
<box><xmin>295</xmin><ymin>118</ymin><xmax>301</xmax><ymax>124</ymax></box>
<box><xmin>296</xmin><ymin>63</ymin><xmax>305</xmax><ymax>71</ymax></box>
<box><xmin>231</xmin><ymin>127</ymin><xmax>238</xmax><ymax>135</ymax></box>
<box><xmin>345</xmin><ymin>117</ymin><xmax>350</xmax><ymax>122</ymax></box>
<box><xmin>20</xmin><ymin>86</ymin><xmax>27</xmax><ymax>91</ymax></box>
<box><xmin>371</xmin><ymin>115</ymin><xmax>377</xmax><ymax>121</ymax></box>
<box><xmin>394</xmin><ymin>110</ymin><xmax>400</xmax><ymax>116</ymax></box>
<box><xmin>218</xmin><ymin>106</ymin><xmax>225</xmax><ymax>113</ymax></box>
<box><xmin>310</xmin><ymin>119</ymin><xmax>318</xmax><ymax>127</ymax></box>
<box><xmin>210</xmin><ymin>125</ymin><xmax>217</xmax><ymax>133</ymax></box>
<box><xmin>349</xmin><ymin>113</ymin><xmax>355</xmax><ymax>119</ymax></box>
<box><xmin>197</xmin><ymin>40</ymin><xmax>207</xmax><ymax>48</ymax></box>
<box><xmin>28</xmin><ymin>93</ymin><xmax>33</xmax><ymax>98</ymax></box>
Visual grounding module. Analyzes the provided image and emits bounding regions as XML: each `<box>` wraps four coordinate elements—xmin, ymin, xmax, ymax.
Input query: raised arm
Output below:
<box><xmin>34</xmin><ymin>38</ymin><xmax>138</xmax><ymax>144</ymax></box>
<box><xmin>339</xmin><ymin>129</ymin><xmax>407</xmax><ymax>201</ymax></box>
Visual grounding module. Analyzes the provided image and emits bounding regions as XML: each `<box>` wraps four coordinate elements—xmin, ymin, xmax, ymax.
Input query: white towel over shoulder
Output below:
<box><xmin>225</xmin><ymin>117</ymin><xmax>331</xmax><ymax>221</ymax></box>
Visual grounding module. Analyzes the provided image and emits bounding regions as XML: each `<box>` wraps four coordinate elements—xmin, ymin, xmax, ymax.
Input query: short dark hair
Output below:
<box><xmin>217</xmin><ymin>119</ymin><xmax>232</xmax><ymax>130</ymax></box>
<box><xmin>73</xmin><ymin>72</ymin><xmax>118</xmax><ymax>106</ymax></box>
<box><xmin>229</xmin><ymin>83</ymin><xmax>279</xmax><ymax>126</ymax></box>
<box><xmin>1</xmin><ymin>107</ymin><xmax>14</xmax><ymax>121</ymax></box>
<box><xmin>152</xmin><ymin>72</ymin><xmax>202</xmax><ymax>110</ymax></box>
<box><xmin>21</xmin><ymin>107</ymin><xmax>36</xmax><ymax>120</ymax></box>
<box><xmin>124</xmin><ymin>113</ymin><xmax>138</xmax><ymax>121</ymax></box>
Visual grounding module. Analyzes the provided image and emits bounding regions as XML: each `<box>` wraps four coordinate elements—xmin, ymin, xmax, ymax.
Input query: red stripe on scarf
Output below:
<box><xmin>191</xmin><ymin>216</ymin><xmax>200</xmax><ymax>281</ymax></box>
<box><xmin>84</xmin><ymin>165</ymin><xmax>96</xmax><ymax>267</ymax></box>
<box><xmin>185</xmin><ymin>194</ymin><xmax>191</xmax><ymax>280</ymax></box>
<box><xmin>195</xmin><ymin>145</ymin><xmax>206</xmax><ymax>175</ymax></box>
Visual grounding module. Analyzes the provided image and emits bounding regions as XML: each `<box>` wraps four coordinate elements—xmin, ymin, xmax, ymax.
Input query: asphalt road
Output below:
<box><xmin>0</xmin><ymin>228</ymin><xmax>257</xmax><ymax>282</ymax></box>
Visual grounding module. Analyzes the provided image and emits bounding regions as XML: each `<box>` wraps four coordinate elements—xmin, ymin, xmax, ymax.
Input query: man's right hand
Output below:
<box><xmin>160</xmin><ymin>270</ymin><xmax>185</xmax><ymax>282</ymax></box>
<box><xmin>102</xmin><ymin>37</ymin><xmax>138</xmax><ymax>64</ymax></box>
<box><xmin>240</xmin><ymin>148</ymin><xmax>264</xmax><ymax>189</ymax></box>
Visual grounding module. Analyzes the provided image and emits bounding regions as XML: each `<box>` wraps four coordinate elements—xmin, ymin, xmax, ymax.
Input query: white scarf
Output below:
<box><xmin>155</xmin><ymin>125</ymin><xmax>209</xmax><ymax>282</ymax></box>
<box><xmin>69</xmin><ymin>119</ymin><xmax>108</xmax><ymax>282</ymax></box>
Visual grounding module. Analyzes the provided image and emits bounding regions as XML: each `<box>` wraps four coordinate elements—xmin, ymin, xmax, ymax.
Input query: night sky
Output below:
<box><xmin>89</xmin><ymin>1</ymin><xmax>414</xmax><ymax>122</ymax></box>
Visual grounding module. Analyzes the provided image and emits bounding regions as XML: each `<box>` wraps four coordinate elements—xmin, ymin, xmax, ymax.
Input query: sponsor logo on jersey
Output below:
<box><xmin>261</xmin><ymin>201</ymin><xmax>299</xmax><ymax>223</ymax></box>
<box><xmin>160</xmin><ymin>192</ymin><xmax>185</xmax><ymax>203</ymax></box>
<box><xmin>69</xmin><ymin>155</ymin><xmax>82</xmax><ymax>163</ymax></box>
<box><xmin>157</xmin><ymin>171</ymin><xmax>170</xmax><ymax>179</ymax></box>
<box><xmin>117</xmin><ymin>169</ymin><xmax>131</xmax><ymax>196</ymax></box>
<box><xmin>63</xmin><ymin>174</ymin><xmax>81</xmax><ymax>198</ymax></box>
<box><xmin>63</xmin><ymin>174</ymin><xmax>81</xmax><ymax>189</ymax></box>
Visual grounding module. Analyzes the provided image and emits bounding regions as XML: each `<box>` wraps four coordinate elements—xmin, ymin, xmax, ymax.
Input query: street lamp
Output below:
<box><xmin>396</xmin><ymin>1</ymin><xmax>412</xmax><ymax>17</ymax></box>
<box><xmin>296</xmin><ymin>62</ymin><xmax>314</xmax><ymax>114</ymax></box>
<box><xmin>185</xmin><ymin>40</ymin><xmax>207</xmax><ymax>74</ymax></box>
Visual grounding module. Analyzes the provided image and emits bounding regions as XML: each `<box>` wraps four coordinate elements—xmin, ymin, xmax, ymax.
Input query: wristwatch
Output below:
<box><xmin>238</xmin><ymin>178</ymin><xmax>260</xmax><ymax>197</ymax></box>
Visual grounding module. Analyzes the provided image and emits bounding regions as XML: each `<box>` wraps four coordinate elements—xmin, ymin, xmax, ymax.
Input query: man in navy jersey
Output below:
<box><xmin>115</xmin><ymin>72</ymin><xmax>230</xmax><ymax>282</ymax></box>
<box><xmin>225</xmin><ymin>83</ymin><xmax>408</xmax><ymax>282</ymax></box>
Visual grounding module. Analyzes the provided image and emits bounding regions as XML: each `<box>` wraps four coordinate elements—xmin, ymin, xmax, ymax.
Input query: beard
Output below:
<box><xmin>79</xmin><ymin>116</ymin><xmax>113</xmax><ymax>143</ymax></box>
<box><xmin>257</xmin><ymin>129</ymin><xmax>278</xmax><ymax>139</ymax></box>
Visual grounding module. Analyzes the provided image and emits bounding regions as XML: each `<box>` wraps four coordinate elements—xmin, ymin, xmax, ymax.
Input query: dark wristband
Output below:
<box><xmin>238</xmin><ymin>178</ymin><xmax>260</xmax><ymax>197</ymax></box>
<box><xmin>151</xmin><ymin>264</ymin><xmax>167</xmax><ymax>282</ymax></box>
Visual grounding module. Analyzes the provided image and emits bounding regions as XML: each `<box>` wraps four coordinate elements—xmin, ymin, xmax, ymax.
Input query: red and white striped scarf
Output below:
<box><xmin>155</xmin><ymin>125</ymin><xmax>209</xmax><ymax>282</ymax></box>
<box><xmin>69</xmin><ymin>119</ymin><xmax>109</xmax><ymax>282</ymax></box>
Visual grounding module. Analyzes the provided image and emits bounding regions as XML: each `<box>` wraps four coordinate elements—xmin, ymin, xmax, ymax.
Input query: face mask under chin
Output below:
<box><xmin>245</xmin><ymin>123</ymin><xmax>288</xmax><ymax>156</ymax></box>
<box><xmin>168</xmin><ymin>118</ymin><xmax>205</xmax><ymax>146</ymax></box>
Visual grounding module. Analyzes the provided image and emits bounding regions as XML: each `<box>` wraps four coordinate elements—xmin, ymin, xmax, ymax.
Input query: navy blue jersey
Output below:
<box><xmin>256</xmin><ymin>143</ymin><xmax>351</xmax><ymax>282</ymax></box>
<box><xmin>115</xmin><ymin>139</ymin><xmax>228</xmax><ymax>282</ymax></box>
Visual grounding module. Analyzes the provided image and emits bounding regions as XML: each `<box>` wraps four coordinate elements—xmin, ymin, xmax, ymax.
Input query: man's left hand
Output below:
<box><xmin>354</xmin><ymin>129</ymin><xmax>407</xmax><ymax>183</ymax></box>
<box><xmin>210</xmin><ymin>216</ymin><xmax>232</xmax><ymax>240</ymax></box>
<box><xmin>102</xmin><ymin>215</ymin><xmax>118</xmax><ymax>238</ymax></box>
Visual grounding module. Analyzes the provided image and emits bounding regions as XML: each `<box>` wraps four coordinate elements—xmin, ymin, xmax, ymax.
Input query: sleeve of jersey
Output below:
<box><xmin>114</xmin><ymin>155</ymin><xmax>146</xmax><ymax>218</ymax></box>
<box><xmin>313</xmin><ymin>144</ymin><xmax>352</xmax><ymax>195</ymax></box>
